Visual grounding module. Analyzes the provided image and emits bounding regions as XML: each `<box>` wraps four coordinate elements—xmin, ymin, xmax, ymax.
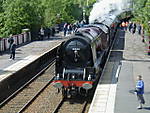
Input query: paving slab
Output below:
<box><xmin>0</xmin><ymin>37</ymin><xmax>66</xmax><ymax>70</ymax></box>
<box><xmin>115</xmin><ymin>31</ymin><xmax>150</xmax><ymax>113</ymax></box>
<box><xmin>89</xmin><ymin>29</ymin><xmax>150</xmax><ymax>113</ymax></box>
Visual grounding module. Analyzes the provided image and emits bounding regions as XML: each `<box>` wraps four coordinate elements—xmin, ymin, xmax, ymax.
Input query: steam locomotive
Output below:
<box><xmin>52</xmin><ymin>20</ymin><xmax>119</xmax><ymax>97</ymax></box>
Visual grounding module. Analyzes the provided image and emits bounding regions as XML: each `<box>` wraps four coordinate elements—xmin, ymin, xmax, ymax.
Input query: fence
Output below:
<box><xmin>0</xmin><ymin>32</ymin><xmax>31</xmax><ymax>52</ymax></box>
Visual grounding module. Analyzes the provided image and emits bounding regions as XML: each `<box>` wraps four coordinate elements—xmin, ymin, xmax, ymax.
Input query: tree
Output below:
<box><xmin>143</xmin><ymin>0</ymin><xmax>150</xmax><ymax>35</ymax></box>
<box><xmin>132</xmin><ymin>0</ymin><xmax>150</xmax><ymax>35</ymax></box>
<box><xmin>0</xmin><ymin>0</ymin><xmax>43</xmax><ymax>37</ymax></box>
<box><xmin>0</xmin><ymin>0</ymin><xmax>96</xmax><ymax>38</ymax></box>
<box><xmin>42</xmin><ymin>0</ymin><xmax>84</xmax><ymax>26</ymax></box>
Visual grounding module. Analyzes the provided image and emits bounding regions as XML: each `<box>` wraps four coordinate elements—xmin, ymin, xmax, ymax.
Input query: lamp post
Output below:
<box><xmin>80</xmin><ymin>0</ymin><xmax>88</xmax><ymax>22</ymax></box>
<box><xmin>148</xmin><ymin>21</ymin><xmax>150</xmax><ymax>55</ymax></box>
<box><xmin>83</xmin><ymin>7</ymin><xmax>86</xmax><ymax>21</ymax></box>
<box><xmin>56</xmin><ymin>13</ymin><xmax>60</xmax><ymax>23</ymax></box>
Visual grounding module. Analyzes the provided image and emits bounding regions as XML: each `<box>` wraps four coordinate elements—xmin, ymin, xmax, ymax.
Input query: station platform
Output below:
<box><xmin>88</xmin><ymin>29</ymin><xmax>150</xmax><ymax>113</ymax></box>
<box><xmin>0</xmin><ymin>35</ymin><xmax>66</xmax><ymax>81</ymax></box>
<box><xmin>0</xmin><ymin>35</ymin><xmax>65</xmax><ymax>68</ymax></box>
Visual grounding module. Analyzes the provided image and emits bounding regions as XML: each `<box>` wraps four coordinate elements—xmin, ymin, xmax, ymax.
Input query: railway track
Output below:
<box><xmin>0</xmin><ymin>47</ymin><xmax>91</xmax><ymax>113</ymax></box>
<box><xmin>52</xmin><ymin>96</ymin><xmax>91</xmax><ymax>113</ymax></box>
<box><xmin>0</xmin><ymin>59</ymin><xmax>61</xmax><ymax>113</ymax></box>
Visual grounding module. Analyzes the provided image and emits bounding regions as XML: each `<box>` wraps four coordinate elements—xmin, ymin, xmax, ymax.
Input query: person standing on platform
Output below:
<box><xmin>121</xmin><ymin>21</ymin><xmax>126</xmax><ymax>31</ymax></box>
<box><xmin>132</xmin><ymin>23</ymin><xmax>136</xmax><ymax>34</ymax></box>
<box><xmin>67</xmin><ymin>24</ymin><xmax>72</xmax><ymax>35</ymax></box>
<box><xmin>128</xmin><ymin>22</ymin><xmax>133</xmax><ymax>33</ymax></box>
<box><xmin>10</xmin><ymin>43</ymin><xmax>16</xmax><ymax>60</ymax></box>
<box><xmin>51</xmin><ymin>27</ymin><xmax>55</xmax><ymax>36</ymax></box>
<box><xmin>135</xmin><ymin>75</ymin><xmax>145</xmax><ymax>109</ymax></box>
<box><xmin>40</xmin><ymin>27</ymin><xmax>44</xmax><ymax>40</ymax></box>
<box><xmin>137</xmin><ymin>24</ymin><xmax>142</xmax><ymax>35</ymax></box>
<box><xmin>8</xmin><ymin>34</ymin><xmax>14</xmax><ymax>50</ymax></box>
<box><xmin>47</xmin><ymin>27</ymin><xmax>51</xmax><ymax>39</ymax></box>
<box><xmin>125</xmin><ymin>21</ymin><xmax>129</xmax><ymax>31</ymax></box>
<box><xmin>63</xmin><ymin>23</ymin><xmax>68</xmax><ymax>36</ymax></box>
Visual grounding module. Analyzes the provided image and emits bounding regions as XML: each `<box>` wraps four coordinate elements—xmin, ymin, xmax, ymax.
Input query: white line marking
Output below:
<box><xmin>116</xmin><ymin>65</ymin><xmax>121</xmax><ymax>80</ymax></box>
<box><xmin>106</xmin><ymin>84</ymin><xmax>117</xmax><ymax>113</ymax></box>
<box><xmin>3</xmin><ymin>55</ymin><xmax>38</xmax><ymax>71</ymax></box>
<box><xmin>120</xmin><ymin>36</ymin><xmax>124</xmax><ymax>38</ymax></box>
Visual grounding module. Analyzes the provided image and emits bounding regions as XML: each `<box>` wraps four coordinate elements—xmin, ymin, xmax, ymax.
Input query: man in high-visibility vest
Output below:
<box><xmin>121</xmin><ymin>21</ymin><xmax>126</xmax><ymax>31</ymax></box>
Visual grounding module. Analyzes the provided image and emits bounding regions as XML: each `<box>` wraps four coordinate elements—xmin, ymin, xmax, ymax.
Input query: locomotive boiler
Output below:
<box><xmin>52</xmin><ymin>22</ymin><xmax>118</xmax><ymax>97</ymax></box>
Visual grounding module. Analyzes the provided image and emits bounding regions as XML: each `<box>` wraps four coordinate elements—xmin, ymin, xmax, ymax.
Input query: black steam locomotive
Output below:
<box><xmin>52</xmin><ymin>20</ymin><xmax>119</xmax><ymax>97</ymax></box>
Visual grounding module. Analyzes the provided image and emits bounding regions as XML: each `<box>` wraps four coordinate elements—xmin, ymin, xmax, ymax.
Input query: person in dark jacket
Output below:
<box><xmin>47</xmin><ymin>28</ymin><xmax>51</xmax><ymax>39</ymax></box>
<box><xmin>137</xmin><ymin>24</ymin><xmax>142</xmax><ymax>35</ymax></box>
<box><xmin>39</xmin><ymin>27</ymin><xmax>44</xmax><ymax>40</ymax></box>
<box><xmin>8</xmin><ymin>34</ymin><xmax>14</xmax><ymax>50</ymax></box>
<box><xmin>128</xmin><ymin>22</ymin><xmax>133</xmax><ymax>32</ymax></box>
<box><xmin>51</xmin><ymin>27</ymin><xmax>55</xmax><ymax>36</ymax></box>
<box><xmin>63</xmin><ymin>23</ymin><xmax>68</xmax><ymax>36</ymax></box>
<box><xmin>10</xmin><ymin>43</ymin><xmax>16</xmax><ymax>60</ymax></box>
<box><xmin>132</xmin><ymin>23</ymin><xmax>136</xmax><ymax>34</ymax></box>
<box><xmin>135</xmin><ymin>75</ymin><xmax>145</xmax><ymax>109</ymax></box>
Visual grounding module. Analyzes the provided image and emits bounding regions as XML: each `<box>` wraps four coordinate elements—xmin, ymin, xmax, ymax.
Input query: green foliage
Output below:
<box><xmin>0</xmin><ymin>0</ymin><xmax>3</xmax><ymax>13</ymax></box>
<box><xmin>133</xmin><ymin>0</ymin><xmax>147</xmax><ymax>10</ymax></box>
<box><xmin>133</xmin><ymin>0</ymin><xmax>150</xmax><ymax>35</ymax></box>
<box><xmin>0</xmin><ymin>0</ymin><xmax>43</xmax><ymax>37</ymax></box>
<box><xmin>0</xmin><ymin>0</ymin><xmax>96</xmax><ymax>38</ymax></box>
<box><xmin>43</xmin><ymin>0</ymin><xmax>85</xmax><ymax>26</ymax></box>
<box><xmin>84</xmin><ymin>0</ymin><xmax>96</xmax><ymax>16</ymax></box>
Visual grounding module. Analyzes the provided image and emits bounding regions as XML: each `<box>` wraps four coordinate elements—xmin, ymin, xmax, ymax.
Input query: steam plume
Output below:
<box><xmin>89</xmin><ymin>0</ymin><xmax>133</xmax><ymax>24</ymax></box>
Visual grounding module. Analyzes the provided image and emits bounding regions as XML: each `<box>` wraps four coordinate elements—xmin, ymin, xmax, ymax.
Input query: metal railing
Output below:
<box><xmin>0</xmin><ymin>32</ymin><xmax>31</xmax><ymax>52</ymax></box>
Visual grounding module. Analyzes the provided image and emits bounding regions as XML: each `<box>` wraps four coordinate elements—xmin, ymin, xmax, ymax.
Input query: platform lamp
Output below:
<box><xmin>83</xmin><ymin>7</ymin><xmax>86</xmax><ymax>21</ymax></box>
<box><xmin>148</xmin><ymin>21</ymin><xmax>150</xmax><ymax>55</ymax></box>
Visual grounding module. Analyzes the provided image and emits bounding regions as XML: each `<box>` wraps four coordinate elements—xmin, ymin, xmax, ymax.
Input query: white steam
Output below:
<box><xmin>89</xmin><ymin>0</ymin><xmax>132</xmax><ymax>24</ymax></box>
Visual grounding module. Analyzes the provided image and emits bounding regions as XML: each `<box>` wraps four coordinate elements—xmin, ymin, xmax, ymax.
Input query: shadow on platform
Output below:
<box><xmin>143</xmin><ymin>107</ymin><xmax>150</xmax><ymax>110</ymax></box>
<box><xmin>123</xmin><ymin>59</ymin><xmax>150</xmax><ymax>62</ymax></box>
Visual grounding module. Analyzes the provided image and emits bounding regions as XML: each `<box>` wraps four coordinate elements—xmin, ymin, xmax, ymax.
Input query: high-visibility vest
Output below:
<box><xmin>125</xmin><ymin>22</ymin><xmax>129</xmax><ymax>27</ymax></box>
<box><xmin>121</xmin><ymin>22</ymin><xmax>126</xmax><ymax>27</ymax></box>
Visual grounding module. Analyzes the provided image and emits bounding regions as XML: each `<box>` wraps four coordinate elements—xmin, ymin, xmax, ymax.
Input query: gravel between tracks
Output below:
<box><xmin>57</xmin><ymin>97</ymin><xmax>88</xmax><ymax>113</ymax></box>
<box><xmin>23</xmin><ymin>84</ymin><xmax>62</xmax><ymax>113</ymax></box>
<box><xmin>0</xmin><ymin>63</ymin><xmax>56</xmax><ymax>113</ymax></box>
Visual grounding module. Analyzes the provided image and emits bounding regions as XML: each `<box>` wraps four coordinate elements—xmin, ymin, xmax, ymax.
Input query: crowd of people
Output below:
<box><xmin>63</xmin><ymin>21</ymin><xmax>86</xmax><ymax>37</ymax></box>
<box><xmin>120</xmin><ymin>21</ymin><xmax>146</xmax><ymax>43</ymax></box>
<box><xmin>38</xmin><ymin>20</ymin><xmax>87</xmax><ymax>39</ymax></box>
<box><xmin>121</xmin><ymin>21</ymin><xmax>142</xmax><ymax>35</ymax></box>
<box><xmin>63</xmin><ymin>20</ymin><xmax>143</xmax><ymax>37</ymax></box>
<box><xmin>38</xmin><ymin>27</ymin><xmax>56</xmax><ymax>40</ymax></box>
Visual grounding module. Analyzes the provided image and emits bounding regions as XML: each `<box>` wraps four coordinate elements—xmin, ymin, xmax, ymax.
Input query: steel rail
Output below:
<box><xmin>51</xmin><ymin>98</ymin><xmax>65</xmax><ymax>113</ymax></box>
<box><xmin>17</xmin><ymin>60</ymin><xmax>55</xmax><ymax>113</ymax></box>
<box><xmin>79</xmin><ymin>100</ymin><xmax>88</xmax><ymax>113</ymax></box>
<box><xmin>0</xmin><ymin>58</ymin><xmax>55</xmax><ymax>108</ymax></box>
